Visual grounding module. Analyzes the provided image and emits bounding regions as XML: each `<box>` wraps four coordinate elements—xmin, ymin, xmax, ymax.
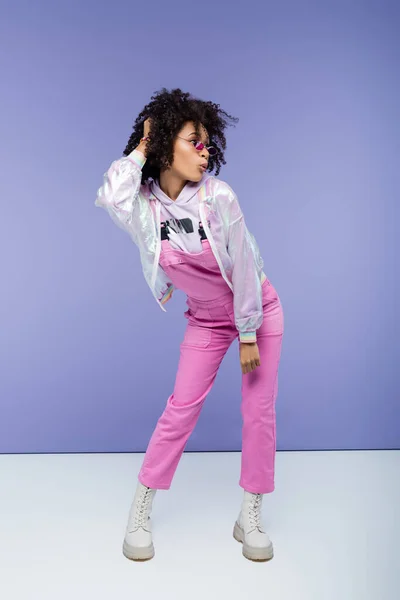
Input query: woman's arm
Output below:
<box><xmin>95</xmin><ymin>120</ymin><xmax>151</xmax><ymax>234</ymax></box>
<box><xmin>95</xmin><ymin>147</ymin><xmax>147</xmax><ymax>234</ymax></box>
<box><xmin>225</xmin><ymin>185</ymin><xmax>264</xmax><ymax>343</ymax></box>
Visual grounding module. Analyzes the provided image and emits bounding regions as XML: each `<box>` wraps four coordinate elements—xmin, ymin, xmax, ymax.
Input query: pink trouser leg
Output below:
<box><xmin>139</xmin><ymin>281</ymin><xmax>284</xmax><ymax>493</ymax></box>
<box><xmin>239</xmin><ymin>286</ymin><xmax>284</xmax><ymax>494</ymax></box>
<box><xmin>138</xmin><ymin>318</ymin><xmax>236</xmax><ymax>490</ymax></box>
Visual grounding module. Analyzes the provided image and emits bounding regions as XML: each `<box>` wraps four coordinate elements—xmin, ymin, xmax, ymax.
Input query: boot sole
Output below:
<box><xmin>233</xmin><ymin>522</ymin><xmax>274</xmax><ymax>562</ymax></box>
<box><xmin>122</xmin><ymin>539</ymin><xmax>155</xmax><ymax>562</ymax></box>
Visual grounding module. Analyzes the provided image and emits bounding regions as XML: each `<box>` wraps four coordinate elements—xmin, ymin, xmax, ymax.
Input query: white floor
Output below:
<box><xmin>1</xmin><ymin>450</ymin><xmax>399</xmax><ymax>600</ymax></box>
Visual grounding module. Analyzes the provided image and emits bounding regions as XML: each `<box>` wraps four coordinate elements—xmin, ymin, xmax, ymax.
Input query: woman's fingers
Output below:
<box><xmin>240</xmin><ymin>343</ymin><xmax>261</xmax><ymax>374</ymax></box>
<box><xmin>241</xmin><ymin>359</ymin><xmax>261</xmax><ymax>374</ymax></box>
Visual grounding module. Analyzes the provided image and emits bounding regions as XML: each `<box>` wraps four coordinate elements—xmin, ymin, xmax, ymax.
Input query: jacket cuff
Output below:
<box><xmin>160</xmin><ymin>285</ymin><xmax>174</xmax><ymax>305</ymax></box>
<box><xmin>239</xmin><ymin>331</ymin><xmax>257</xmax><ymax>343</ymax></box>
<box><xmin>127</xmin><ymin>149</ymin><xmax>147</xmax><ymax>170</ymax></box>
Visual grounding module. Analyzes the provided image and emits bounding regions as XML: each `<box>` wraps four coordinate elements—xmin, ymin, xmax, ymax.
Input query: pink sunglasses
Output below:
<box><xmin>177</xmin><ymin>136</ymin><xmax>218</xmax><ymax>156</ymax></box>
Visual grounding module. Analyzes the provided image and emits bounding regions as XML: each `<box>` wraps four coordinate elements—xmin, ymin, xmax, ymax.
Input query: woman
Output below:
<box><xmin>95</xmin><ymin>88</ymin><xmax>284</xmax><ymax>562</ymax></box>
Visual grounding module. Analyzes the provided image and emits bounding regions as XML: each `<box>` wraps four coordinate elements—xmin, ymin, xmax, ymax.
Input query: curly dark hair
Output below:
<box><xmin>123</xmin><ymin>87</ymin><xmax>239</xmax><ymax>184</ymax></box>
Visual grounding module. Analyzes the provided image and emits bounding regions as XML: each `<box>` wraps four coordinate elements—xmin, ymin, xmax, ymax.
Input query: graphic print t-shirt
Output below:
<box><xmin>149</xmin><ymin>173</ymin><xmax>212</xmax><ymax>254</ymax></box>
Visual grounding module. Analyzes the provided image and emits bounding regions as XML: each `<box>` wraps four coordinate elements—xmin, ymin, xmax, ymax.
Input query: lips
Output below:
<box><xmin>200</xmin><ymin>164</ymin><xmax>207</xmax><ymax>171</ymax></box>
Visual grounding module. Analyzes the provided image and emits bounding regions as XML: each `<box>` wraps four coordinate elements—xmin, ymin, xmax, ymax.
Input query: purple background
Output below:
<box><xmin>1</xmin><ymin>0</ymin><xmax>399</xmax><ymax>453</ymax></box>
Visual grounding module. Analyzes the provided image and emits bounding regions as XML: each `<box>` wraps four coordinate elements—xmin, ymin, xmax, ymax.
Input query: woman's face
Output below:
<box><xmin>168</xmin><ymin>121</ymin><xmax>210</xmax><ymax>182</ymax></box>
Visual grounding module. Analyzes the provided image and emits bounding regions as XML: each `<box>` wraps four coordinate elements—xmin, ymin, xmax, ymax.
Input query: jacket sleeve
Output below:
<box><xmin>95</xmin><ymin>149</ymin><xmax>146</xmax><ymax>237</ymax></box>
<box><xmin>225</xmin><ymin>185</ymin><xmax>264</xmax><ymax>343</ymax></box>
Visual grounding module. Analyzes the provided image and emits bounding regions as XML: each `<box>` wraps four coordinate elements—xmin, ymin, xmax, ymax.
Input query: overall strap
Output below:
<box><xmin>198</xmin><ymin>177</ymin><xmax>214</xmax><ymax>240</ymax></box>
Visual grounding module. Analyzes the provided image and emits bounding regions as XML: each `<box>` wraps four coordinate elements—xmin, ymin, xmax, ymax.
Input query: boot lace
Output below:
<box><xmin>133</xmin><ymin>487</ymin><xmax>153</xmax><ymax>529</ymax></box>
<box><xmin>248</xmin><ymin>493</ymin><xmax>263</xmax><ymax>530</ymax></box>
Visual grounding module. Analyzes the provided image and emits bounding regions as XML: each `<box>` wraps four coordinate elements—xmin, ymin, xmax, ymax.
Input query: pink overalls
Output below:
<box><xmin>138</xmin><ymin>216</ymin><xmax>284</xmax><ymax>494</ymax></box>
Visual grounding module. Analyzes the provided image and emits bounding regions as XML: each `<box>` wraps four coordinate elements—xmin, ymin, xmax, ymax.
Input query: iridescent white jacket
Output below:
<box><xmin>95</xmin><ymin>149</ymin><xmax>266</xmax><ymax>343</ymax></box>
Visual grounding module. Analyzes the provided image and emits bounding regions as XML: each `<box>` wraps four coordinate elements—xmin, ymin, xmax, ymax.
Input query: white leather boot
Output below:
<box><xmin>122</xmin><ymin>481</ymin><xmax>157</xmax><ymax>561</ymax></box>
<box><xmin>233</xmin><ymin>491</ymin><xmax>274</xmax><ymax>562</ymax></box>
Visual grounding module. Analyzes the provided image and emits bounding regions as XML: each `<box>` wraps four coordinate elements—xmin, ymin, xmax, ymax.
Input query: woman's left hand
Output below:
<box><xmin>239</xmin><ymin>342</ymin><xmax>261</xmax><ymax>374</ymax></box>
